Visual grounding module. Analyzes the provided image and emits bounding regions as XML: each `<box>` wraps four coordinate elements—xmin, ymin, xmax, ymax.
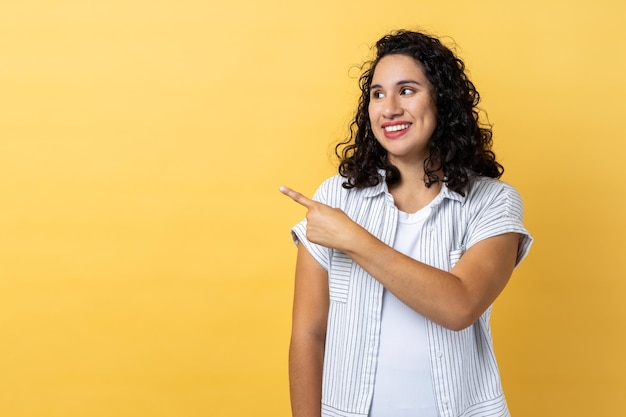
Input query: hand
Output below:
<box><xmin>279</xmin><ymin>186</ymin><xmax>359</xmax><ymax>250</ymax></box>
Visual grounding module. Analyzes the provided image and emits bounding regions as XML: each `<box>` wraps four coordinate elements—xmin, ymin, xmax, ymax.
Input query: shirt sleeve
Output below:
<box><xmin>465</xmin><ymin>181</ymin><xmax>533</xmax><ymax>267</ymax></box>
<box><xmin>290</xmin><ymin>182</ymin><xmax>331</xmax><ymax>271</ymax></box>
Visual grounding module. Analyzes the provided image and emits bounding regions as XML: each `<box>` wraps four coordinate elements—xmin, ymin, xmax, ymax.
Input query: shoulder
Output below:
<box><xmin>313</xmin><ymin>174</ymin><xmax>376</xmax><ymax>207</ymax></box>
<box><xmin>465</xmin><ymin>176</ymin><xmax>522</xmax><ymax>202</ymax></box>
<box><xmin>461</xmin><ymin>176</ymin><xmax>532</xmax><ymax>260</ymax></box>
<box><xmin>463</xmin><ymin>176</ymin><xmax>525</xmax><ymax>219</ymax></box>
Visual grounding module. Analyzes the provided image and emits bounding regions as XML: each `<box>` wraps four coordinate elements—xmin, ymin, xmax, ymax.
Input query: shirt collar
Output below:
<box><xmin>439</xmin><ymin>183</ymin><xmax>466</xmax><ymax>205</ymax></box>
<box><xmin>362</xmin><ymin>179</ymin><xmax>389</xmax><ymax>198</ymax></box>
<box><xmin>361</xmin><ymin>170</ymin><xmax>467</xmax><ymax>205</ymax></box>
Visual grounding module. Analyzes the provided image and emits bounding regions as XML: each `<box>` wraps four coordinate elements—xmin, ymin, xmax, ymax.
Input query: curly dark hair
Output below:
<box><xmin>336</xmin><ymin>30</ymin><xmax>503</xmax><ymax>195</ymax></box>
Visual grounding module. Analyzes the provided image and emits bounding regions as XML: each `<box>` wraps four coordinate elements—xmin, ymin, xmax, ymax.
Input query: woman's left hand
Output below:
<box><xmin>280</xmin><ymin>186</ymin><xmax>361</xmax><ymax>251</ymax></box>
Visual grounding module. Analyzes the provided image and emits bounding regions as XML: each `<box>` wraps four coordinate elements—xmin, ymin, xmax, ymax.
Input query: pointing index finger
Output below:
<box><xmin>279</xmin><ymin>186</ymin><xmax>315</xmax><ymax>208</ymax></box>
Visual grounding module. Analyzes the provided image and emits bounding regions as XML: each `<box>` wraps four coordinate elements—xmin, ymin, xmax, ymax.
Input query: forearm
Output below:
<box><xmin>289</xmin><ymin>334</ymin><xmax>324</xmax><ymax>417</ymax></box>
<box><xmin>341</xmin><ymin>226</ymin><xmax>517</xmax><ymax>331</ymax></box>
<box><xmin>343</xmin><ymin>231</ymin><xmax>470</xmax><ymax>329</ymax></box>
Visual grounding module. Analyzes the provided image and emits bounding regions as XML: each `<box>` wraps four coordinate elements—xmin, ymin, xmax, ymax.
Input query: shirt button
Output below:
<box><xmin>442</xmin><ymin>398</ymin><xmax>449</xmax><ymax>405</ymax></box>
<box><xmin>436</xmin><ymin>351</ymin><xmax>443</xmax><ymax>358</ymax></box>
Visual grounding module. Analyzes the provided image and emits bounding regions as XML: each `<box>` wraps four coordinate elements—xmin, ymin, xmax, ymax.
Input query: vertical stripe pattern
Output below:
<box><xmin>291</xmin><ymin>174</ymin><xmax>532</xmax><ymax>417</ymax></box>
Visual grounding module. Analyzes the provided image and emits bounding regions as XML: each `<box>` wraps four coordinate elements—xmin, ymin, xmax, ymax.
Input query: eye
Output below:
<box><xmin>400</xmin><ymin>87</ymin><xmax>414</xmax><ymax>95</ymax></box>
<box><xmin>371</xmin><ymin>90</ymin><xmax>384</xmax><ymax>99</ymax></box>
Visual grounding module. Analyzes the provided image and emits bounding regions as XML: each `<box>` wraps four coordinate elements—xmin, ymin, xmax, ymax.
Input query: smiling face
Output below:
<box><xmin>368</xmin><ymin>54</ymin><xmax>437</xmax><ymax>166</ymax></box>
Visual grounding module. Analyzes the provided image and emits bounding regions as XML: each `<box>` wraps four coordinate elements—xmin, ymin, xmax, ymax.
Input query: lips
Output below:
<box><xmin>383</xmin><ymin>123</ymin><xmax>411</xmax><ymax>132</ymax></box>
<box><xmin>381</xmin><ymin>122</ymin><xmax>411</xmax><ymax>138</ymax></box>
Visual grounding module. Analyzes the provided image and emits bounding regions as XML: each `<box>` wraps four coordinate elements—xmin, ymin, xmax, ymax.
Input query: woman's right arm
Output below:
<box><xmin>289</xmin><ymin>243</ymin><xmax>329</xmax><ymax>417</ymax></box>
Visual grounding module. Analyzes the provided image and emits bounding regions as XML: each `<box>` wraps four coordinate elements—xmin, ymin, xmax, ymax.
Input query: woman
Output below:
<box><xmin>280</xmin><ymin>29</ymin><xmax>532</xmax><ymax>417</ymax></box>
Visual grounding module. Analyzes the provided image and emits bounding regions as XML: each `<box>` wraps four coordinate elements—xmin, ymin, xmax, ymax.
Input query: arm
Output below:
<box><xmin>343</xmin><ymin>228</ymin><xmax>520</xmax><ymax>330</ymax></box>
<box><xmin>280</xmin><ymin>186</ymin><xmax>519</xmax><ymax>331</ymax></box>
<box><xmin>289</xmin><ymin>243</ymin><xmax>329</xmax><ymax>417</ymax></box>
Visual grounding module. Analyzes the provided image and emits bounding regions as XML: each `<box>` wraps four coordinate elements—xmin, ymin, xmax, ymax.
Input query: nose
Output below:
<box><xmin>383</xmin><ymin>95</ymin><xmax>402</xmax><ymax>118</ymax></box>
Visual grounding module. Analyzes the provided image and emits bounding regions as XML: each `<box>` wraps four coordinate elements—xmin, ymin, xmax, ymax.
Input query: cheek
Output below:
<box><xmin>368</xmin><ymin>103</ymin><xmax>384</xmax><ymax>131</ymax></box>
<box><xmin>367</xmin><ymin>107</ymin><xmax>385</xmax><ymax>141</ymax></box>
<box><xmin>426</xmin><ymin>99</ymin><xmax>438</xmax><ymax>121</ymax></box>
<box><xmin>428</xmin><ymin>106</ymin><xmax>438</xmax><ymax>128</ymax></box>
<box><xmin>415</xmin><ymin>102</ymin><xmax>437</xmax><ymax>126</ymax></box>
<box><xmin>367</xmin><ymin>108</ymin><xmax>380</xmax><ymax>130</ymax></box>
<box><xmin>367</xmin><ymin>104</ymin><xmax>376</xmax><ymax>122</ymax></box>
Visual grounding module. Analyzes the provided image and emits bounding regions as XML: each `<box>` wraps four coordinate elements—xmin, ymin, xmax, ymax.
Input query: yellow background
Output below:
<box><xmin>1</xmin><ymin>0</ymin><xmax>624</xmax><ymax>416</ymax></box>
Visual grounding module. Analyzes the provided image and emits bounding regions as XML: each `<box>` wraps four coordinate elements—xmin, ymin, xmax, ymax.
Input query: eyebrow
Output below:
<box><xmin>370</xmin><ymin>80</ymin><xmax>423</xmax><ymax>89</ymax></box>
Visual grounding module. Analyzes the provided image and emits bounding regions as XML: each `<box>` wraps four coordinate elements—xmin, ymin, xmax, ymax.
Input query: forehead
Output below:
<box><xmin>371</xmin><ymin>54</ymin><xmax>430</xmax><ymax>85</ymax></box>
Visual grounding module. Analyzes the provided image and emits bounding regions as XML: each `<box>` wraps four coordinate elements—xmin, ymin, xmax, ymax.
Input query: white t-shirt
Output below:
<box><xmin>369</xmin><ymin>201</ymin><xmax>438</xmax><ymax>417</ymax></box>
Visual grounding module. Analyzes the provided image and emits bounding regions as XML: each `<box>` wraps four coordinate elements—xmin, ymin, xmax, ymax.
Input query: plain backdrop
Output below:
<box><xmin>1</xmin><ymin>0</ymin><xmax>625</xmax><ymax>416</ymax></box>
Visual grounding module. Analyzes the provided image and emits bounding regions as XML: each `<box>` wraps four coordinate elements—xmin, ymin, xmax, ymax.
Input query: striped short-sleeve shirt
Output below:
<box><xmin>291</xmin><ymin>174</ymin><xmax>533</xmax><ymax>417</ymax></box>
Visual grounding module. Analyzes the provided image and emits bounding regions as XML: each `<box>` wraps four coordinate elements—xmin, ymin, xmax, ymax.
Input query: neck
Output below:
<box><xmin>388</xmin><ymin>173</ymin><xmax>442</xmax><ymax>213</ymax></box>
<box><xmin>387</xmin><ymin>157</ymin><xmax>443</xmax><ymax>213</ymax></box>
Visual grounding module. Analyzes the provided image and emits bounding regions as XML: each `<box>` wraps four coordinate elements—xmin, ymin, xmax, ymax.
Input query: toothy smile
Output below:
<box><xmin>383</xmin><ymin>123</ymin><xmax>411</xmax><ymax>132</ymax></box>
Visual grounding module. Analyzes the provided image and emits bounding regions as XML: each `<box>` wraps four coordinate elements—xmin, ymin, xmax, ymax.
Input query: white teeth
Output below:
<box><xmin>384</xmin><ymin>123</ymin><xmax>410</xmax><ymax>132</ymax></box>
